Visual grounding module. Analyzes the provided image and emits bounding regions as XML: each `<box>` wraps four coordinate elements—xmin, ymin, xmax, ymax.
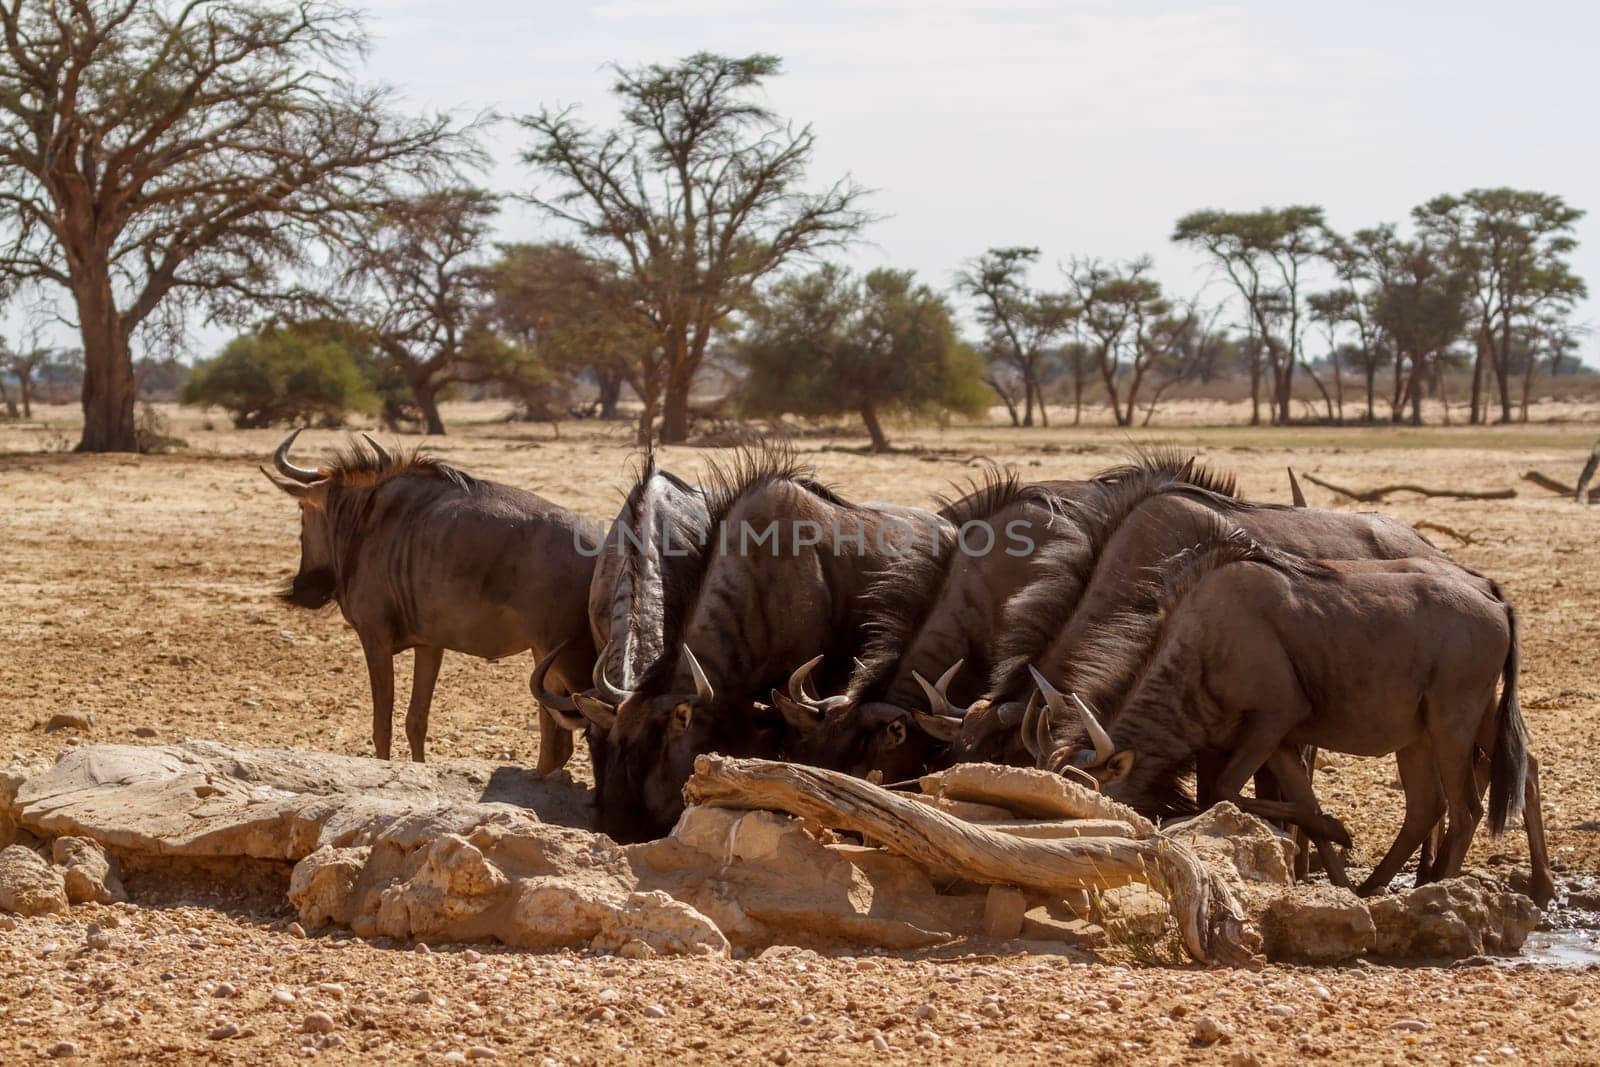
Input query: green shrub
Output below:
<box><xmin>181</xmin><ymin>328</ymin><xmax>375</xmax><ymax>428</ymax></box>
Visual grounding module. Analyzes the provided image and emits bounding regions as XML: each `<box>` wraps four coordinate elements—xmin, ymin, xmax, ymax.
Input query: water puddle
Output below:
<box><xmin>1520</xmin><ymin>926</ymin><xmax>1600</xmax><ymax>967</ymax></box>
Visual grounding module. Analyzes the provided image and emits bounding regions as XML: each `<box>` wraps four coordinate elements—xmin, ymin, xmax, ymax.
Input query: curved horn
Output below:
<box><xmin>683</xmin><ymin>645</ymin><xmax>714</xmax><ymax>706</ymax></box>
<box><xmin>1287</xmin><ymin>466</ymin><xmax>1307</xmax><ymax>507</ymax></box>
<box><xmin>261</xmin><ymin>465</ymin><xmax>315</xmax><ymax>499</ymax></box>
<box><xmin>1019</xmin><ymin>688</ymin><xmax>1044</xmax><ymax>763</ymax></box>
<box><xmin>529</xmin><ymin>640</ymin><xmax>578</xmax><ymax>713</ymax></box>
<box><xmin>273</xmin><ymin>429</ymin><xmax>320</xmax><ymax>483</ymax></box>
<box><xmin>1070</xmin><ymin>691</ymin><xmax>1115</xmax><ymax>766</ymax></box>
<box><xmin>786</xmin><ymin>655</ymin><xmax>851</xmax><ymax>715</ymax></box>
<box><xmin>362</xmin><ymin>432</ymin><xmax>394</xmax><ymax>466</ymax></box>
<box><xmin>592</xmin><ymin>640</ymin><xmax>634</xmax><ymax>704</ymax></box>
<box><xmin>912</xmin><ymin>669</ymin><xmax>967</xmax><ymax>721</ymax></box>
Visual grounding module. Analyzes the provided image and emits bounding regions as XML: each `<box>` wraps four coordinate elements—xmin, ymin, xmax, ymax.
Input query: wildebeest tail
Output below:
<box><xmin>1488</xmin><ymin>582</ymin><xmax>1528</xmax><ymax>835</ymax></box>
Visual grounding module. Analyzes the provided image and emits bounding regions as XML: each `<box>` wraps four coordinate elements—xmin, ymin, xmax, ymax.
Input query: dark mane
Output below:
<box><xmin>987</xmin><ymin>454</ymin><xmax>1238</xmax><ymax>698</ymax></box>
<box><xmin>319</xmin><ymin>436</ymin><xmax>477</xmax><ymax>494</ymax></box>
<box><xmin>849</xmin><ymin>469</ymin><xmax>1058</xmax><ymax>699</ymax></box>
<box><xmin>635</xmin><ymin>442</ymin><xmax>849</xmax><ymax>695</ymax></box>
<box><xmin>1092</xmin><ymin>445</ymin><xmax>1239</xmax><ymax>498</ymax></box>
<box><xmin>1056</xmin><ymin>519</ymin><xmax>1328</xmax><ymax>727</ymax></box>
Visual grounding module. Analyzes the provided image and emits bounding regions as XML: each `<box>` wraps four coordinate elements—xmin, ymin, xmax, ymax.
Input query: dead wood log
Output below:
<box><xmin>1411</xmin><ymin>520</ymin><xmax>1476</xmax><ymax>545</ymax></box>
<box><xmin>920</xmin><ymin>764</ymin><xmax>1158</xmax><ymax>836</ymax></box>
<box><xmin>685</xmin><ymin>755</ymin><xmax>1259</xmax><ymax>968</ymax></box>
<box><xmin>1522</xmin><ymin>469</ymin><xmax>1600</xmax><ymax>504</ymax></box>
<box><xmin>1301</xmin><ymin>473</ymin><xmax>1515</xmax><ymax>503</ymax></box>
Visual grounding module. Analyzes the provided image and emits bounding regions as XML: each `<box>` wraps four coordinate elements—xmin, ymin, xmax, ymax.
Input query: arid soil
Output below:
<box><xmin>3</xmin><ymin>401</ymin><xmax>1600</xmax><ymax>1063</ymax></box>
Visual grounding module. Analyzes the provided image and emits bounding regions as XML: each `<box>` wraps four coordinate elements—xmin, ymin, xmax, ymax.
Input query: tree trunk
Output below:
<box><xmin>1020</xmin><ymin>376</ymin><xmax>1035</xmax><ymax>428</ymax></box>
<box><xmin>1364</xmin><ymin>363</ymin><xmax>1376</xmax><ymax>423</ymax></box>
<box><xmin>411</xmin><ymin>377</ymin><xmax>446</xmax><ymax>435</ymax></box>
<box><xmin>1492</xmin><ymin>318</ymin><xmax>1514</xmax><ymax>423</ymax></box>
<box><xmin>1248</xmin><ymin>357</ymin><xmax>1262</xmax><ymax>427</ymax></box>
<box><xmin>1468</xmin><ymin>330</ymin><xmax>1486</xmax><ymax>426</ymax></box>
<box><xmin>860</xmin><ymin>399</ymin><xmax>890</xmax><ymax>453</ymax></box>
<box><xmin>596</xmin><ymin>369</ymin><xmax>624</xmax><ymax>419</ymax></box>
<box><xmin>636</xmin><ymin>383</ymin><xmax>660</xmax><ymax>448</ymax></box>
<box><xmin>76</xmin><ymin>318</ymin><xmax>138</xmax><ymax>452</ymax></box>
<box><xmin>18</xmin><ymin>373</ymin><xmax>32</xmax><ymax>419</ymax></box>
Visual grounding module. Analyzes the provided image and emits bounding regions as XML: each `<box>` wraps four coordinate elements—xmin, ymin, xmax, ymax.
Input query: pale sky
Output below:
<box><xmin>364</xmin><ymin>0</ymin><xmax>1600</xmax><ymax>362</ymax></box>
<box><xmin>9</xmin><ymin>0</ymin><xmax>1599</xmax><ymax>364</ymax></box>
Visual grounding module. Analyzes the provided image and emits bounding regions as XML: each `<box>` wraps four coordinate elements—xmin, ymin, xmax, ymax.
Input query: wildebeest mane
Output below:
<box><xmin>987</xmin><ymin>454</ymin><xmax>1237</xmax><ymax>699</ymax></box>
<box><xmin>635</xmin><ymin>442</ymin><xmax>851</xmax><ymax>695</ymax></box>
<box><xmin>1094</xmin><ymin>445</ymin><xmax>1239</xmax><ymax>498</ymax></box>
<box><xmin>318</xmin><ymin>436</ymin><xmax>478</xmax><ymax>494</ymax></box>
<box><xmin>849</xmin><ymin>469</ymin><xmax>1059</xmax><ymax>700</ymax></box>
<box><xmin>1056</xmin><ymin>519</ymin><xmax>1329</xmax><ymax>724</ymax></box>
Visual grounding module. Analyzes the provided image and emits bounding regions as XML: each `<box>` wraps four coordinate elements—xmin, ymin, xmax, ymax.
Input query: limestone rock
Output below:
<box><xmin>1369</xmin><ymin>876</ymin><xmax>1539</xmax><ymax>959</ymax></box>
<box><xmin>1259</xmin><ymin>885</ymin><xmax>1375</xmax><ymax>963</ymax></box>
<box><xmin>0</xmin><ymin>844</ymin><xmax>68</xmax><ymax>916</ymax></box>
<box><xmin>50</xmin><ymin>836</ymin><xmax>127</xmax><ymax>904</ymax></box>
<box><xmin>589</xmin><ymin>890</ymin><xmax>730</xmax><ymax>958</ymax></box>
<box><xmin>1168</xmin><ymin>803</ymin><xmax>1296</xmax><ymax>887</ymax></box>
<box><xmin>288</xmin><ymin>846</ymin><xmax>369</xmax><ymax>929</ymax></box>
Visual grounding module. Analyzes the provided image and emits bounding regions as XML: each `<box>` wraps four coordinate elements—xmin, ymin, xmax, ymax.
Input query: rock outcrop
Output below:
<box><xmin>1368</xmin><ymin>876</ymin><xmax>1540</xmax><ymax>959</ymax></box>
<box><xmin>0</xmin><ymin>844</ymin><xmax>69</xmax><ymax>916</ymax></box>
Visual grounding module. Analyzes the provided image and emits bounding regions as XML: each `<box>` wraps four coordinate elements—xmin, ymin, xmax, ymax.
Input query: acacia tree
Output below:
<box><xmin>1369</xmin><ymin>238</ymin><xmax>1469</xmax><ymax>425</ymax></box>
<box><xmin>1069</xmin><ymin>258</ymin><xmax>1196</xmax><ymax>427</ymax></box>
<box><xmin>956</xmin><ymin>247</ymin><xmax>1074</xmax><ymax>427</ymax></box>
<box><xmin>738</xmin><ymin>265</ymin><xmax>984</xmax><ymax>452</ymax></box>
<box><xmin>1414</xmin><ymin>189</ymin><xmax>1586</xmax><ymax>424</ymax></box>
<box><xmin>0</xmin><ymin>0</ymin><xmax>469</xmax><ymax>451</ymax></box>
<box><xmin>343</xmin><ymin>188</ymin><xmax>511</xmax><ymax>435</ymax></box>
<box><xmin>1173</xmin><ymin>206</ymin><xmax>1326</xmax><ymax>425</ymax></box>
<box><xmin>519</xmin><ymin>53</ymin><xmax>869</xmax><ymax>446</ymax></box>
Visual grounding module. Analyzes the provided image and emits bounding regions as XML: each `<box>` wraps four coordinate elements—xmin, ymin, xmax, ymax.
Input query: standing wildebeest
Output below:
<box><xmin>1037</xmin><ymin>528</ymin><xmax>1539</xmax><ymax>898</ymax></box>
<box><xmin>264</xmin><ymin>431</ymin><xmax>596</xmax><ymax>771</ymax></box>
<box><xmin>531</xmin><ymin>455</ymin><xmax>709</xmax><ymax>793</ymax></box>
<box><xmin>581</xmin><ymin>449</ymin><xmax>949</xmax><ymax>842</ymax></box>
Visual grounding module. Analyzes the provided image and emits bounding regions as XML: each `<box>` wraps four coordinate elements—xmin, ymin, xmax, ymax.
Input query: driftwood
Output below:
<box><xmin>685</xmin><ymin>755</ymin><xmax>1259</xmax><ymax>967</ymax></box>
<box><xmin>920</xmin><ymin>763</ymin><xmax>1159</xmax><ymax>836</ymax></box>
<box><xmin>1301</xmin><ymin>472</ymin><xmax>1515</xmax><ymax>503</ymax></box>
<box><xmin>1522</xmin><ymin>469</ymin><xmax>1600</xmax><ymax>505</ymax></box>
<box><xmin>1412</xmin><ymin>520</ymin><xmax>1477</xmax><ymax>545</ymax></box>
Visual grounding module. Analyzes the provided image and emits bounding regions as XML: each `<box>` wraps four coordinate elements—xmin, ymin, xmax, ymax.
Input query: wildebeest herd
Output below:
<box><xmin>264</xmin><ymin>432</ymin><xmax>1554</xmax><ymax>905</ymax></box>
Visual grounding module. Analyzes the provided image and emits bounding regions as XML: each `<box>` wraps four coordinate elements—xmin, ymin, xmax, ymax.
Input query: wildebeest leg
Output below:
<box><xmin>1359</xmin><ymin>744</ymin><xmax>1443</xmax><ymax>896</ymax></box>
<box><xmin>1523</xmin><ymin>755</ymin><xmax>1555</xmax><ymax>906</ymax></box>
<box><xmin>533</xmin><ymin>639</ymin><xmax>588</xmax><ymax>775</ymax></box>
<box><xmin>361</xmin><ymin>636</ymin><xmax>396</xmax><ymax>761</ymax></box>
<box><xmin>1214</xmin><ymin>726</ymin><xmax>1349</xmax><ymax>846</ymax></box>
<box><xmin>1430</xmin><ymin>701</ymin><xmax>1489</xmax><ymax>882</ymax></box>
<box><xmin>407</xmin><ymin>645</ymin><xmax>444</xmax><ymax>763</ymax></box>
<box><xmin>1261</xmin><ymin>746</ymin><xmax>1350</xmax><ymax>888</ymax></box>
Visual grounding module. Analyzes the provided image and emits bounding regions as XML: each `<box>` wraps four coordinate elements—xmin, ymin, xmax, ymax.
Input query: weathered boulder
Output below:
<box><xmin>51</xmin><ymin>836</ymin><xmax>127</xmax><ymax>904</ymax></box>
<box><xmin>1167</xmin><ymin>803</ymin><xmax>1296</xmax><ymax>888</ymax></box>
<box><xmin>1369</xmin><ymin>876</ymin><xmax>1539</xmax><ymax>959</ymax></box>
<box><xmin>1259</xmin><ymin>885</ymin><xmax>1375</xmax><ymax>963</ymax></box>
<box><xmin>0</xmin><ymin>844</ymin><xmax>68</xmax><ymax>916</ymax></box>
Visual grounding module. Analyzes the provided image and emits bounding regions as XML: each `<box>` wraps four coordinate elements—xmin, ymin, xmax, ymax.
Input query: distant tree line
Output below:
<box><xmin>0</xmin><ymin>5</ymin><xmax>1586</xmax><ymax>450</ymax></box>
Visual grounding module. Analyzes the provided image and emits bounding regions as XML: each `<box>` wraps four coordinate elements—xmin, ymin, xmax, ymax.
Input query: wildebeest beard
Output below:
<box><xmin>280</xmin><ymin>566</ymin><xmax>337</xmax><ymax>610</ymax></box>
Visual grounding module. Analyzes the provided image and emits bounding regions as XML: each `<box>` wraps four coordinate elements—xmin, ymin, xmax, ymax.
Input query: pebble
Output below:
<box><xmin>796</xmin><ymin>1014</ymin><xmax>816</xmax><ymax>1026</ymax></box>
<box><xmin>1390</xmin><ymin>1019</ymin><xmax>1431</xmax><ymax>1032</ymax></box>
<box><xmin>870</xmin><ymin>1034</ymin><xmax>891</xmax><ymax>1053</ymax></box>
<box><xmin>913</xmin><ymin>1004</ymin><xmax>936</xmax><ymax>1021</ymax></box>
<box><xmin>208</xmin><ymin>1024</ymin><xmax>240</xmax><ymax>1041</ymax></box>
<box><xmin>643</xmin><ymin>1004</ymin><xmax>667</xmax><ymax>1019</ymax></box>
<box><xmin>286</xmin><ymin>922</ymin><xmax>306</xmax><ymax>939</ymax></box>
<box><xmin>773</xmin><ymin>1051</ymin><xmax>793</xmax><ymax>1065</ymax></box>
<box><xmin>272</xmin><ymin>990</ymin><xmax>296</xmax><ymax>1005</ymax></box>
<box><xmin>47</xmin><ymin>1041</ymin><xmax>78</xmax><ymax>1059</ymax></box>
<box><xmin>1267</xmin><ymin>1004</ymin><xmax>1295</xmax><ymax>1018</ymax></box>
<box><xmin>84</xmin><ymin>926</ymin><xmax>112</xmax><ymax>951</ymax></box>
<box><xmin>302</xmin><ymin>1012</ymin><xmax>336</xmax><ymax>1035</ymax></box>
<box><xmin>407</xmin><ymin>989</ymin><xmax>433</xmax><ymax>1005</ymax></box>
<box><xmin>1193</xmin><ymin>1015</ymin><xmax>1229</xmax><ymax>1046</ymax></box>
<box><xmin>213</xmin><ymin>982</ymin><xmax>238</xmax><ymax>998</ymax></box>
<box><xmin>597</xmin><ymin>988</ymin><xmax>620</xmax><ymax>1004</ymax></box>
<box><xmin>466</xmin><ymin>1047</ymin><xmax>498</xmax><ymax>1060</ymax></box>
<box><xmin>132</xmin><ymin>726</ymin><xmax>159</xmax><ymax>738</ymax></box>
<box><xmin>319</xmin><ymin>982</ymin><xmax>345</xmax><ymax>999</ymax></box>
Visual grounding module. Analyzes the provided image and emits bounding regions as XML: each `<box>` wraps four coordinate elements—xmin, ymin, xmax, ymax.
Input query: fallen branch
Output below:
<box><xmin>685</xmin><ymin>755</ymin><xmax>1259</xmax><ymax>967</ymax></box>
<box><xmin>1522</xmin><ymin>470</ymin><xmax>1600</xmax><ymax>504</ymax></box>
<box><xmin>920</xmin><ymin>763</ymin><xmax>1158</xmax><ymax>836</ymax></box>
<box><xmin>1301</xmin><ymin>473</ymin><xmax>1515</xmax><ymax>503</ymax></box>
<box><xmin>1411</xmin><ymin>520</ymin><xmax>1477</xmax><ymax>545</ymax></box>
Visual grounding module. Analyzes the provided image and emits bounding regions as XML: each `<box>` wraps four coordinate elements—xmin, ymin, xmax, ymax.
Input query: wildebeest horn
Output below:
<box><xmin>1019</xmin><ymin>682</ymin><xmax>1050</xmax><ymax>764</ymax></box>
<box><xmin>1029</xmin><ymin>667</ymin><xmax>1115</xmax><ymax>767</ymax></box>
<box><xmin>592</xmin><ymin>640</ymin><xmax>634</xmax><ymax>704</ymax></box>
<box><xmin>683</xmin><ymin>645</ymin><xmax>714</xmax><ymax>706</ymax></box>
<box><xmin>362</xmin><ymin>432</ymin><xmax>394</xmax><ymax>465</ymax></box>
<box><xmin>529</xmin><ymin>640</ymin><xmax>578</xmax><ymax>713</ymax></box>
<box><xmin>785</xmin><ymin>655</ymin><xmax>850</xmax><ymax>715</ymax></box>
<box><xmin>273</xmin><ymin>429</ymin><xmax>320</xmax><ymax>483</ymax></box>
<box><xmin>1287</xmin><ymin>466</ymin><xmax>1307</xmax><ymax>507</ymax></box>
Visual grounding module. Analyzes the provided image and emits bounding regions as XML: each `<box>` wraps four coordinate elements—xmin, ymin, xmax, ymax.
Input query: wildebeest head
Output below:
<box><xmin>772</xmin><ymin>656</ymin><xmax>940</xmax><ymax>784</ymax></box>
<box><xmin>262</xmin><ymin>429</ymin><xmax>352</xmax><ymax>609</ymax></box>
<box><xmin>1028</xmin><ymin>667</ymin><xmax>1135</xmax><ymax>791</ymax></box>
<box><xmin>591</xmin><ymin>645</ymin><xmax>765</xmax><ymax>843</ymax></box>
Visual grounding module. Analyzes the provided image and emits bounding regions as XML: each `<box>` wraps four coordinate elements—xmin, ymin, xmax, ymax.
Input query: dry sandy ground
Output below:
<box><xmin>3</xmin><ymin>401</ymin><xmax>1600</xmax><ymax>1063</ymax></box>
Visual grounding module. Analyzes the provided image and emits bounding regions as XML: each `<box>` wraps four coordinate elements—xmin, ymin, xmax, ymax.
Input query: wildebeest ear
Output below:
<box><xmin>883</xmin><ymin>719</ymin><xmax>908</xmax><ymax>746</ymax></box>
<box><xmin>544</xmin><ymin>704</ymin><xmax>590</xmax><ymax>733</ymax></box>
<box><xmin>572</xmin><ymin>694</ymin><xmax>618</xmax><ymax>732</ymax></box>
<box><xmin>672</xmin><ymin>702</ymin><xmax>694</xmax><ymax>732</ymax></box>
<box><xmin>1103</xmin><ymin>750</ymin><xmax>1135</xmax><ymax>785</ymax></box>
<box><xmin>770</xmin><ymin>689</ymin><xmax>822</xmax><ymax>732</ymax></box>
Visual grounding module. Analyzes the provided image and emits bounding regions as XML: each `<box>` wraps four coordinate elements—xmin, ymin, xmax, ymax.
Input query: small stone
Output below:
<box><xmin>773</xmin><ymin>1050</ymin><xmax>793</xmax><ymax>1065</ymax></box>
<box><xmin>443</xmin><ymin>1053</ymin><xmax>466</xmax><ymax>1064</ymax></box>
<box><xmin>870</xmin><ymin>1034</ymin><xmax>891</xmax><ymax>1053</ymax></box>
<box><xmin>47</xmin><ymin>1041</ymin><xmax>78</xmax><ymax>1059</ymax></box>
<box><xmin>208</xmin><ymin>1024</ymin><xmax>240</xmax><ymax>1041</ymax></box>
<box><xmin>1390</xmin><ymin>1019</ymin><xmax>1431</xmax><ymax>1032</ymax></box>
<box><xmin>913</xmin><ymin>1004</ymin><xmax>936</xmax><ymax>1021</ymax></box>
<box><xmin>407</xmin><ymin>989</ymin><xmax>432</xmax><ymax>1005</ymax></box>
<box><xmin>132</xmin><ymin>726</ymin><xmax>159</xmax><ymax>739</ymax></box>
<box><xmin>45</xmin><ymin>712</ymin><xmax>93</xmax><ymax>733</ymax></box>
<box><xmin>596</xmin><ymin>989</ymin><xmax>620</xmax><ymax>1004</ymax></box>
<box><xmin>52</xmin><ymin>837</ymin><xmax>127</xmax><ymax>905</ymax></box>
<box><xmin>466</xmin><ymin>1047</ymin><xmax>498</xmax><ymax>1060</ymax></box>
<box><xmin>981</xmin><ymin>885</ymin><xmax>1027</xmax><ymax>939</ymax></box>
<box><xmin>84</xmin><ymin>925</ymin><xmax>112</xmax><ymax>951</ymax></box>
<box><xmin>796</xmin><ymin>1013</ymin><xmax>816</xmax><ymax>1026</ymax></box>
<box><xmin>1267</xmin><ymin>1004</ymin><xmax>1294</xmax><ymax>1018</ymax></box>
<box><xmin>1193</xmin><ymin>1015</ymin><xmax>1229</xmax><ymax>1046</ymax></box>
<box><xmin>1228</xmin><ymin>1051</ymin><xmax>1263</xmax><ymax>1067</ymax></box>
<box><xmin>0</xmin><ymin>845</ymin><xmax>68</xmax><ymax>916</ymax></box>
<box><xmin>302</xmin><ymin>1011</ymin><xmax>336</xmax><ymax>1035</ymax></box>
<box><xmin>643</xmin><ymin>1004</ymin><xmax>667</xmax><ymax>1019</ymax></box>
<box><xmin>213</xmin><ymin>982</ymin><xmax>237</xmax><ymax>998</ymax></box>
<box><xmin>286</xmin><ymin>922</ymin><xmax>306</xmax><ymax>939</ymax></box>
<box><xmin>271</xmin><ymin>989</ymin><xmax>295</xmax><ymax>1005</ymax></box>
<box><xmin>318</xmin><ymin>982</ymin><xmax>345</xmax><ymax>999</ymax></box>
